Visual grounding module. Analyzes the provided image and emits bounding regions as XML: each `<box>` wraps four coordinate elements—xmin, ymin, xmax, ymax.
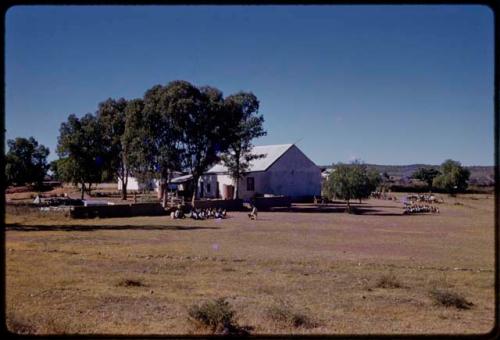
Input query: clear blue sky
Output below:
<box><xmin>5</xmin><ymin>5</ymin><xmax>494</xmax><ymax>166</ymax></box>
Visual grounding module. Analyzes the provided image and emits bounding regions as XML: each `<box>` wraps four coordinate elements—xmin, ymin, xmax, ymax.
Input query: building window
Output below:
<box><xmin>247</xmin><ymin>177</ymin><xmax>255</xmax><ymax>191</ymax></box>
<box><xmin>206</xmin><ymin>182</ymin><xmax>211</xmax><ymax>193</ymax></box>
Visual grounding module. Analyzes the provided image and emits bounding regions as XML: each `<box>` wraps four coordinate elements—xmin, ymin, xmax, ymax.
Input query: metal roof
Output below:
<box><xmin>170</xmin><ymin>174</ymin><xmax>193</xmax><ymax>183</ymax></box>
<box><xmin>207</xmin><ymin>144</ymin><xmax>294</xmax><ymax>174</ymax></box>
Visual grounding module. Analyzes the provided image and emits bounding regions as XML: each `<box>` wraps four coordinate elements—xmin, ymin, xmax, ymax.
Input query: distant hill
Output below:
<box><xmin>319</xmin><ymin>164</ymin><xmax>495</xmax><ymax>186</ymax></box>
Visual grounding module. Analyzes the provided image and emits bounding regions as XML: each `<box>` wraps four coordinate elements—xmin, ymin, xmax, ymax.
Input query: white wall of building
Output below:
<box><xmin>199</xmin><ymin>145</ymin><xmax>321</xmax><ymax>200</ymax></box>
<box><xmin>117</xmin><ymin>176</ymin><xmax>159</xmax><ymax>192</ymax></box>
<box><xmin>263</xmin><ymin>144</ymin><xmax>321</xmax><ymax>197</ymax></box>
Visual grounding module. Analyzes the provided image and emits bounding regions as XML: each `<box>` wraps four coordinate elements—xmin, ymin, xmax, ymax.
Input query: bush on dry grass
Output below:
<box><xmin>430</xmin><ymin>289</ymin><xmax>473</xmax><ymax>309</ymax></box>
<box><xmin>375</xmin><ymin>273</ymin><xmax>404</xmax><ymax>289</ymax></box>
<box><xmin>7</xmin><ymin>312</ymin><xmax>74</xmax><ymax>335</ymax></box>
<box><xmin>116</xmin><ymin>279</ymin><xmax>145</xmax><ymax>287</ymax></box>
<box><xmin>7</xmin><ymin>312</ymin><xmax>36</xmax><ymax>334</ymax></box>
<box><xmin>188</xmin><ymin>298</ymin><xmax>249</xmax><ymax>335</ymax></box>
<box><xmin>266</xmin><ymin>300</ymin><xmax>315</xmax><ymax>328</ymax></box>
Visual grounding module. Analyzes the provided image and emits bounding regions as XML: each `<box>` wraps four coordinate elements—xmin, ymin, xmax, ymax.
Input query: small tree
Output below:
<box><xmin>433</xmin><ymin>159</ymin><xmax>470</xmax><ymax>195</ymax></box>
<box><xmin>96</xmin><ymin>98</ymin><xmax>129</xmax><ymax>200</ymax></box>
<box><xmin>49</xmin><ymin>159</ymin><xmax>63</xmax><ymax>181</ymax></box>
<box><xmin>412</xmin><ymin>167</ymin><xmax>440</xmax><ymax>191</ymax></box>
<box><xmin>360</xmin><ymin>168</ymin><xmax>382</xmax><ymax>202</ymax></box>
<box><xmin>221</xmin><ymin>92</ymin><xmax>266</xmax><ymax>199</ymax></box>
<box><xmin>122</xmin><ymin>98</ymin><xmax>157</xmax><ymax>193</ymax></box>
<box><xmin>324</xmin><ymin>164</ymin><xmax>353</xmax><ymax>212</ymax></box>
<box><xmin>324</xmin><ymin>162</ymin><xmax>380</xmax><ymax>212</ymax></box>
<box><xmin>349</xmin><ymin>162</ymin><xmax>381</xmax><ymax>204</ymax></box>
<box><xmin>56</xmin><ymin>113</ymin><xmax>107</xmax><ymax>199</ymax></box>
<box><xmin>5</xmin><ymin>137</ymin><xmax>50</xmax><ymax>188</ymax></box>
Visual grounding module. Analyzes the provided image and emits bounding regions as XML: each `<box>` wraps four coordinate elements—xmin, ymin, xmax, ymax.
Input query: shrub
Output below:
<box><xmin>187</xmin><ymin>298</ymin><xmax>240</xmax><ymax>334</ymax></box>
<box><xmin>375</xmin><ymin>273</ymin><xmax>403</xmax><ymax>289</ymax></box>
<box><xmin>266</xmin><ymin>300</ymin><xmax>315</xmax><ymax>328</ymax></box>
<box><xmin>116</xmin><ymin>279</ymin><xmax>144</xmax><ymax>287</ymax></box>
<box><xmin>430</xmin><ymin>289</ymin><xmax>473</xmax><ymax>309</ymax></box>
<box><xmin>7</xmin><ymin>312</ymin><xmax>36</xmax><ymax>334</ymax></box>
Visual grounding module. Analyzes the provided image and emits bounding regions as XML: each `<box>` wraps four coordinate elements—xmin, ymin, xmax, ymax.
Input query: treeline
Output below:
<box><xmin>7</xmin><ymin>80</ymin><xmax>266</xmax><ymax>203</ymax></box>
<box><xmin>321</xmin><ymin>159</ymin><xmax>472</xmax><ymax>210</ymax></box>
<box><xmin>410</xmin><ymin>160</ymin><xmax>470</xmax><ymax>194</ymax></box>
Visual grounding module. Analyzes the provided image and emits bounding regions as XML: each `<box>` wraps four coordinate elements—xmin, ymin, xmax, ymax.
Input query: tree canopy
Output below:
<box><xmin>432</xmin><ymin>159</ymin><xmax>470</xmax><ymax>194</ymax></box>
<box><xmin>323</xmin><ymin>162</ymin><xmax>381</xmax><ymax>212</ymax></box>
<box><xmin>96</xmin><ymin>97</ymin><xmax>129</xmax><ymax>199</ymax></box>
<box><xmin>412</xmin><ymin>167</ymin><xmax>441</xmax><ymax>191</ymax></box>
<box><xmin>220</xmin><ymin>92</ymin><xmax>266</xmax><ymax>199</ymax></box>
<box><xmin>122</xmin><ymin>98</ymin><xmax>155</xmax><ymax>190</ymax></box>
<box><xmin>175</xmin><ymin>83</ymin><xmax>237</xmax><ymax>204</ymax></box>
<box><xmin>56</xmin><ymin>113</ymin><xmax>107</xmax><ymax>199</ymax></box>
<box><xmin>5</xmin><ymin>136</ymin><xmax>49</xmax><ymax>188</ymax></box>
<box><xmin>51</xmin><ymin>80</ymin><xmax>266</xmax><ymax>204</ymax></box>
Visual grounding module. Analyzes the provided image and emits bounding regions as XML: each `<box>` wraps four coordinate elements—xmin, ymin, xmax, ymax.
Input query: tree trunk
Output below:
<box><xmin>159</xmin><ymin>177</ymin><xmax>167</xmax><ymax>208</ymax></box>
<box><xmin>161</xmin><ymin>171</ymin><xmax>172</xmax><ymax>208</ymax></box>
<box><xmin>191</xmin><ymin>176</ymin><xmax>199</xmax><ymax>206</ymax></box>
<box><xmin>233</xmin><ymin>176</ymin><xmax>239</xmax><ymax>200</ymax></box>
<box><xmin>346</xmin><ymin>199</ymin><xmax>351</xmax><ymax>213</ymax></box>
<box><xmin>121</xmin><ymin>165</ymin><xmax>128</xmax><ymax>200</ymax></box>
<box><xmin>80</xmin><ymin>181</ymin><xmax>85</xmax><ymax>200</ymax></box>
<box><xmin>162</xmin><ymin>184</ymin><xmax>167</xmax><ymax>208</ymax></box>
<box><xmin>233</xmin><ymin>148</ymin><xmax>241</xmax><ymax>200</ymax></box>
<box><xmin>122</xmin><ymin>174</ymin><xmax>128</xmax><ymax>201</ymax></box>
<box><xmin>121</xmin><ymin>176</ymin><xmax>128</xmax><ymax>201</ymax></box>
<box><xmin>121</xmin><ymin>155</ymin><xmax>129</xmax><ymax>200</ymax></box>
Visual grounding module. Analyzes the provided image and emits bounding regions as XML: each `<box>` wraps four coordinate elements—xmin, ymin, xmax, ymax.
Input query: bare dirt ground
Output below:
<box><xmin>5</xmin><ymin>193</ymin><xmax>495</xmax><ymax>335</ymax></box>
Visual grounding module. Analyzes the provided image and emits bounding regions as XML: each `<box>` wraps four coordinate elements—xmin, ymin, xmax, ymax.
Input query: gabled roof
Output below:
<box><xmin>207</xmin><ymin>144</ymin><xmax>294</xmax><ymax>174</ymax></box>
<box><xmin>170</xmin><ymin>174</ymin><xmax>193</xmax><ymax>184</ymax></box>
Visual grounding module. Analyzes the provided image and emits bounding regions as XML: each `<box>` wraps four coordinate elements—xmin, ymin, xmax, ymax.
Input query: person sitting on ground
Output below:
<box><xmin>248</xmin><ymin>205</ymin><xmax>258</xmax><ymax>220</ymax></box>
<box><xmin>215</xmin><ymin>208</ymin><xmax>225</xmax><ymax>219</ymax></box>
<box><xmin>176</xmin><ymin>204</ymin><xmax>185</xmax><ymax>219</ymax></box>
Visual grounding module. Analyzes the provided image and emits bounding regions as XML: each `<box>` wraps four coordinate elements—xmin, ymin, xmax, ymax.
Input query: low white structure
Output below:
<box><xmin>198</xmin><ymin>144</ymin><xmax>321</xmax><ymax>200</ymax></box>
<box><xmin>117</xmin><ymin>176</ymin><xmax>159</xmax><ymax>192</ymax></box>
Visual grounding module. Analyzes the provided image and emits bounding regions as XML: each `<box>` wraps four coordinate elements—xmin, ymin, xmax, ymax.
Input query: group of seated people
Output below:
<box><xmin>403</xmin><ymin>203</ymin><xmax>440</xmax><ymax>214</ymax></box>
<box><xmin>191</xmin><ymin>207</ymin><xmax>228</xmax><ymax>220</ymax></box>
<box><xmin>406</xmin><ymin>194</ymin><xmax>443</xmax><ymax>204</ymax></box>
<box><xmin>170</xmin><ymin>207</ymin><xmax>227</xmax><ymax>220</ymax></box>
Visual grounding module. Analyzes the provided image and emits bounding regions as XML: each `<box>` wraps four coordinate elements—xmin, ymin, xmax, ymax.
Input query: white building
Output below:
<box><xmin>198</xmin><ymin>144</ymin><xmax>321</xmax><ymax>200</ymax></box>
<box><xmin>117</xmin><ymin>171</ymin><xmax>185</xmax><ymax>192</ymax></box>
<box><xmin>118</xmin><ymin>176</ymin><xmax>158</xmax><ymax>191</ymax></box>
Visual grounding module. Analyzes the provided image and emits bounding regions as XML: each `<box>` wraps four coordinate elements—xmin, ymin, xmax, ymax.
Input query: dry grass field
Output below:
<box><xmin>5</xmin><ymin>193</ymin><xmax>495</xmax><ymax>335</ymax></box>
